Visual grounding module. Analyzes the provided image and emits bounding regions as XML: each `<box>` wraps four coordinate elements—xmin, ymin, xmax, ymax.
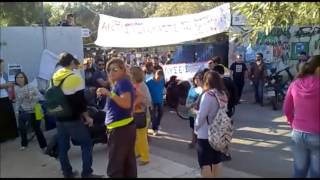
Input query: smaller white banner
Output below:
<box><xmin>163</xmin><ymin>62</ymin><xmax>207</xmax><ymax>82</ymax></box>
<box><xmin>38</xmin><ymin>49</ymin><xmax>59</xmax><ymax>80</ymax></box>
<box><xmin>7</xmin><ymin>64</ymin><xmax>22</xmax><ymax>82</ymax></box>
<box><xmin>81</xmin><ymin>28</ymin><xmax>91</xmax><ymax>38</ymax></box>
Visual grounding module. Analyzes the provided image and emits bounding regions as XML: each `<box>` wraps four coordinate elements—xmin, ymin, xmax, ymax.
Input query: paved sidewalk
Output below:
<box><xmin>0</xmin><ymin>134</ymin><xmax>260</xmax><ymax>178</ymax></box>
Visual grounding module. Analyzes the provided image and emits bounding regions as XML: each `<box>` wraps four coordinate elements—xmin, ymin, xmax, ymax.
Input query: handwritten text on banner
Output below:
<box><xmin>163</xmin><ymin>62</ymin><xmax>207</xmax><ymax>82</ymax></box>
<box><xmin>95</xmin><ymin>3</ymin><xmax>231</xmax><ymax>48</ymax></box>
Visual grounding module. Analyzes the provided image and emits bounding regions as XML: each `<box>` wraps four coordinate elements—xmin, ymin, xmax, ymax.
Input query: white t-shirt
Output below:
<box><xmin>145</xmin><ymin>73</ymin><xmax>154</xmax><ymax>82</ymax></box>
<box><xmin>0</xmin><ymin>75</ymin><xmax>9</xmax><ymax>98</ymax></box>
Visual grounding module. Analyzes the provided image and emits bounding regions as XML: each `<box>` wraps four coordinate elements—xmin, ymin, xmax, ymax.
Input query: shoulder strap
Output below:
<box><xmin>58</xmin><ymin>73</ymin><xmax>74</xmax><ymax>88</ymax></box>
<box><xmin>206</xmin><ymin>90</ymin><xmax>223</xmax><ymax>125</ymax></box>
<box><xmin>51</xmin><ymin>73</ymin><xmax>74</xmax><ymax>88</ymax></box>
<box><xmin>207</xmin><ymin>89</ymin><xmax>222</xmax><ymax>108</ymax></box>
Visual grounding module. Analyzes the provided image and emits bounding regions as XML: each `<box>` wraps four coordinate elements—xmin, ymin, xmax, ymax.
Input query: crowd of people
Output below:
<box><xmin>0</xmin><ymin>49</ymin><xmax>319</xmax><ymax>178</ymax></box>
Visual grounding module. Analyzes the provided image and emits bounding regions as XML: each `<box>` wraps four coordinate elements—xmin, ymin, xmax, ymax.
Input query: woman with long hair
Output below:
<box><xmin>283</xmin><ymin>55</ymin><xmax>320</xmax><ymax>178</ymax></box>
<box><xmin>14</xmin><ymin>72</ymin><xmax>47</xmax><ymax>151</ymax></box>
<box><xmin>0</xmin><ymin>59</ymin><xmax>19</xmax><ymax>143</ymax></box>
<box><xmin>97</xmin><ymin>58</ymin><xmax>137</xmax><ymax>178</ymax></box>
<box><xmin>194</xmin><ymin>70</ymin><xmax>229</xmax><ymax>178</ymax></box>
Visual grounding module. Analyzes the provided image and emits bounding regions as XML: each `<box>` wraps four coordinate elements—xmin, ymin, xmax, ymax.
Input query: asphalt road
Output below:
<box><xmin>147</xmin><ymin>91</ymin><xmax>293</xmax><ymax>178</ymax></box>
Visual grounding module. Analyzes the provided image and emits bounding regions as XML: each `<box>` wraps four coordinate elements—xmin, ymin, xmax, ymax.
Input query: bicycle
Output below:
<box><xmin>165</xmin><ymin>77</ymin><xmax>191</xmax><ymax>120</ymax></box>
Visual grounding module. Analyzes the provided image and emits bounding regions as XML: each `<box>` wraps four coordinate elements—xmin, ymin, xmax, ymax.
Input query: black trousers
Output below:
<box><xmin>18</xmin><ymin>111</ymin><xmax>47</xmax><ymax>148</ymax></box>
<box><xmin>0</xmin><ymin>97</ymin><xmax>18</xmax><ymax>142</ymax></box>
<box><xmin>235</xmin><ymin>81</ymin><xmax>244</xmax><ymax>103</ymax></box>
<box><xmin>107</xmin><ymin>122</ymin><xmax>137</xmax><ymax>178</ymax></box>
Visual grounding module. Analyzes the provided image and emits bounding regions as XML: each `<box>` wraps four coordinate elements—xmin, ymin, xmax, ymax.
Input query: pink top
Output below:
<box><xmin>283</xmin><ymin>75</ymin><xmax>320</xmax><ymax>134</ymax></box>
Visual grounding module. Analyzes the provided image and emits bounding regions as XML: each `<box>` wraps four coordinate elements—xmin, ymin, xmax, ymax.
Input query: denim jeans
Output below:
<box><xmin>291</xmin><ymin>130</ymin><xmax>320</xmax><ymax>178</ymax></box>
<box><xmin>18</xmin><ymin>111</ymin><xmax>47</xmax><ymax>148</ymax></box>
<box><xmin>253</xmin><ymin>80</ymin><xmax>264</xmax><ymax>104</ymax></box>
<box><xmin>56</xmin><ymin>120</ymin><xmax>93</xmax><ymax>177</ymax></box>
<box><xmin>151</xmin><ymin>103</ymin><xmax>163</xmax><ymax>131</ymax></box>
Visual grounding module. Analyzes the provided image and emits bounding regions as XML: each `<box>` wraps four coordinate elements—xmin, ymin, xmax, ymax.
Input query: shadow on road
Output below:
<box><xmin>148</xmin><ymin>91</ymin><xmax>293</xmax><ymax>178</ymax></box>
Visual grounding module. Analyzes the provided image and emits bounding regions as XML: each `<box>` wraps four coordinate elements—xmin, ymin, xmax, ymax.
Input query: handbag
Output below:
<box><xmin>133</xmin><ymin>111</ymin><xmax>147</xmax><ymax>129</ymax></box>
<box><xmin>34</xmin><ymin>103</ymin><xmax>44</xmax><ymax>121</ymax></box>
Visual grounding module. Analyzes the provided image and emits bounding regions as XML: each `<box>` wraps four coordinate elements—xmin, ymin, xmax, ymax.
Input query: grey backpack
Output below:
<box><xmin>207</xmin><ymin>89</ymin><xmax>233</xmax><ymax>154</ymax></box>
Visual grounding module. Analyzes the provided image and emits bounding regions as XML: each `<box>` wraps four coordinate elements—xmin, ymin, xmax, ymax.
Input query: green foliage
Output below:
<box><xmin>0</xmin><ymin>2</ymin><xmax>43</xmax><ymax>26</ymax></box>
<box><xmin>152</xmin><ymin>2</ymin><xmax>223</xmax><ymax>17</ymax></box>
<box><xmin>233</xmin><ymin>2</ymin><xmax>320</xmax><ymax>43</ymax></box>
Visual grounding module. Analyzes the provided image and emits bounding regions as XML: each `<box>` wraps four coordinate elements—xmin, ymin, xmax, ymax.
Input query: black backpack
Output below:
<box><xmin>45</xmin><ymin>74</ymin><xmax>73</xmax><ymax>118</ymax></box>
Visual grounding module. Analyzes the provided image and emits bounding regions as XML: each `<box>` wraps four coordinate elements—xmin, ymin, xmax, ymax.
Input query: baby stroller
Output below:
<box><xmin>45</xmin><ymin>106</ymin><xmax>107</xmax><ymax>159</ymax></box>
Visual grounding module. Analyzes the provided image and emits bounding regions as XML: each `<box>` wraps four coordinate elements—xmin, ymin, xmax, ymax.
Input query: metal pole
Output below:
<box><xmin>41</xmin><ymin>2</ymin><xmax>47</xmax><ymax>50</ymax></box>
<box><xmin>0</xmin><ymin>26</ymin><xmax>2</xmax><ymax>59</ymax></box>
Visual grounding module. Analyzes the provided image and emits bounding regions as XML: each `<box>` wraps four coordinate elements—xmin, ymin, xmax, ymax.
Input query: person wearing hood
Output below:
<box><xmin>283</xmin><ymin>55</ymin><xmax>320</xmax><ymax>178</ymax></box>
<box><xmin>52</xmin><ymin>52</ymin><xmax>103</xmax><ymax>178</ymax></box>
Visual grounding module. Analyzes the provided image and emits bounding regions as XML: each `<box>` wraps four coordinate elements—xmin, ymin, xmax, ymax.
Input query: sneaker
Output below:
<box><xmin>82</xmin><ymin>174</ymin><xmax>105</xmax><ymax>178</ymax></box>
<box><xmin>64</xmin><ymin>170</ymin><xmax>79</xmax><ymax>178</ymax></box>
<box><xmin>152</xmin><ymin>130</ymin><xmax>158</xmax><ymax>136</ymax></box>
<box><xmin>19</xmin><ymin>146</ymin><xmax>27</xmax><ymax>151</ymax></box>
<box><xmin>138</xmin><ymin>160</ymin><xmax>150</xmax><ymax>166</ymax></box>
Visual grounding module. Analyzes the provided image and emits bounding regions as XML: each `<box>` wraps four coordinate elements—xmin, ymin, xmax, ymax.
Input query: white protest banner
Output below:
<box><xmin>95</xmin><ymin>3</ymin><xmax>231</xmax><ymax>48</ymax></box>
<box><xmin>38</xmin><ymin>49</ymin><xmax>59</xmax><ymax>80</ymax></box>
<box><xmin>163</xmin><ymin>62</ymin><xmax>207</xmax><ymax>82</ymax></box>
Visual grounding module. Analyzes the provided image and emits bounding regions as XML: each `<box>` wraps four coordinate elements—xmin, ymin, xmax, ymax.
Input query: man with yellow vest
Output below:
<box><xmin>52</xmin><ymin>52</ymin><xmax>103</xmax><ymax>178</ymax></box>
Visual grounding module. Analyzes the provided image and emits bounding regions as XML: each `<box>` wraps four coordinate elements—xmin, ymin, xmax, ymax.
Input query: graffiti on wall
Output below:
<box><xmin>230</xmin><ymin>26</ymin><xmax>320</xmax><ymax>68</ymax></box>
<box><xmin>295</xmin><ymin>26</ymin><xmax>320</xmax><ymax>38</ymax></box>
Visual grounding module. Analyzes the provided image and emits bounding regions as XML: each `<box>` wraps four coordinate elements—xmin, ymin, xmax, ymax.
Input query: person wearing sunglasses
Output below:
<box><xmin>97</xmin><ymin>58</ymin><xmax>137</xmax><ymax>178</ymax></box>
<box><xmin>249</xmin><ymin>52</ymin><xmax>267</xmax><ymax>106</ymax></box>
<box><xmin>93</xmin><ymin>57</ymin><xmax>109</xmax><ymax>109</ymax></box>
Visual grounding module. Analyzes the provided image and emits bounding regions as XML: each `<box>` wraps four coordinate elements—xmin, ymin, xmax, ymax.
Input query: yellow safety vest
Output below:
<box><xmin>106</xmin><ymin>117</ymin><xmax>134</xmax><ymax>130</ymax></box>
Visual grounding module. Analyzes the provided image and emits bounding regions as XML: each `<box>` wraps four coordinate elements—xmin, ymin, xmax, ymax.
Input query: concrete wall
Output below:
<box><xmin>0</xmin><ymin>27</ymin><xmax>84</xmax><ymax>82</ymax></box>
